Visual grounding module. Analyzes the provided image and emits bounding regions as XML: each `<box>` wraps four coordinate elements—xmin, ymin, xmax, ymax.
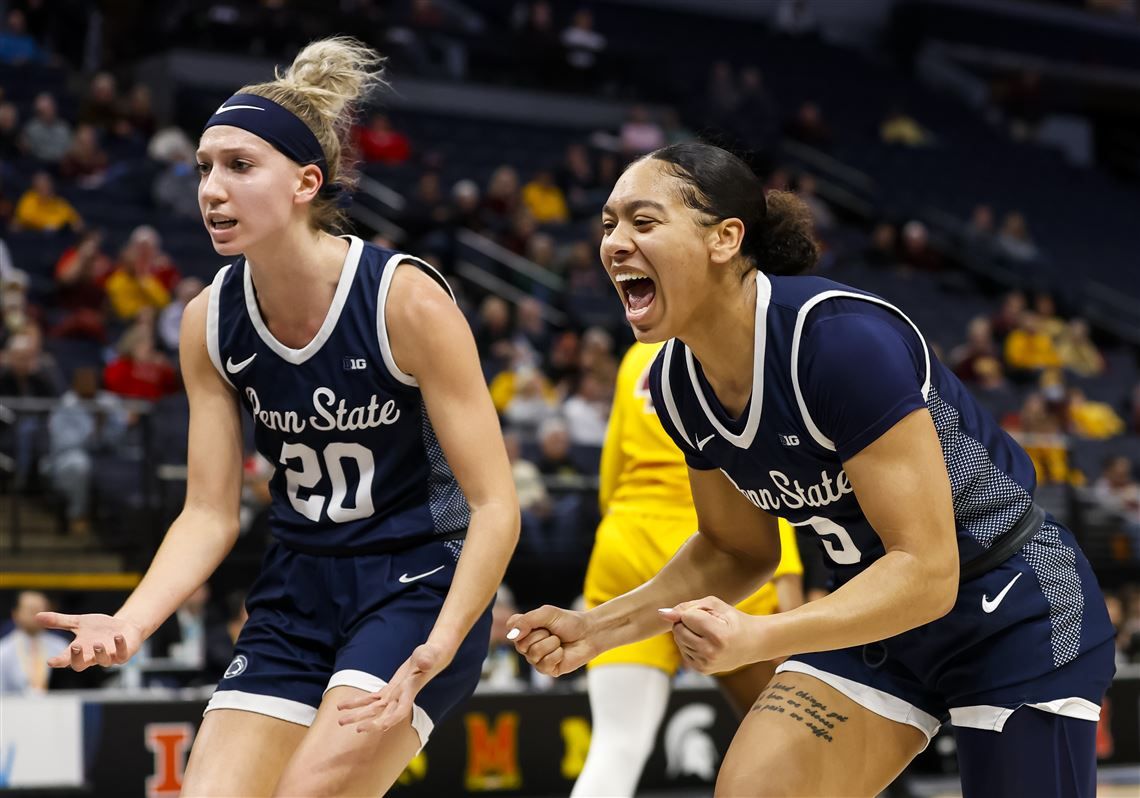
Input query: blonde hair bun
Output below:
<box><xmin>238</xmin><ymin>36</ymin><xmax>387</xmax><ymax>232</ymax></box>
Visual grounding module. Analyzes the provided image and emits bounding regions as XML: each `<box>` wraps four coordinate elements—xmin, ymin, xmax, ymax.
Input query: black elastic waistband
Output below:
<box><xmin>959</xmin><ymin>502</ymin><xmax>1045</xmax><ymax>582</ymax></box>
<box><xmin>279</xmin><ymin>529</ymin><xmax>467</xmax><ymax>558</ymax></box>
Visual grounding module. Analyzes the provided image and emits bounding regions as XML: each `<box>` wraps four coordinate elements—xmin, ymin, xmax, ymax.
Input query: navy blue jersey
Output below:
<box><xmin>651</xmin><ymin>272</ymin><xmax>1099</xmax><ymax>668</ymax></box>
<box><xmin>206</xmin><ymin>236</ymin><xmax>470</xmax><ymax>552</ymax></box>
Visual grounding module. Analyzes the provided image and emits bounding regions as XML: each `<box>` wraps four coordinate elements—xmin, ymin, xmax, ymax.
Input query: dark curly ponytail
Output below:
<box><xmin>646</xmin><ymin>142</ymin><xmax>819</xmax><ymax>275</ymax></box>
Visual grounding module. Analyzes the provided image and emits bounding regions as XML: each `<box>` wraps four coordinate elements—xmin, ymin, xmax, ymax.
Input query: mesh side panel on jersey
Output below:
<box><xmin>926</xmin><ymin>386</ymin><xmax>1082</xmax><ymax>667</ymax></box>
<box><xmin>1021</xmin><ymin>520</ymin><xmax>1083</xmax><ymax>667</ymax></box>
<box><xmin>444</xmin><ymin>539</ymin><xmax>464</xmax><ymax>564</ymax></box>
<box><xmin>927</xmin><ymin>386</ymin><xmax>1032</xmax><ymax>547</ymax></box>
<box><xmin>419</xmin><ymin>401</ymin><xmax>472</xmax><ymax>534</ymax></box>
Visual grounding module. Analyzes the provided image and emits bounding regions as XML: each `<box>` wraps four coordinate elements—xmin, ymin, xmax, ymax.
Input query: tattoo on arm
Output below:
<box><xmin>750</xmin><ymin>681</ymin><xmax>849</xmax><ymax>743</ymax></box>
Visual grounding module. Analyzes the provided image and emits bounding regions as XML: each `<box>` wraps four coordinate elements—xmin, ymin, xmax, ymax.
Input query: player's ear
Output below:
<box><xmin>295</xmin><ymin>164</ymin><xmax>323</xmax><ymax>204</ymax></box>
<box><xmin>708</xmin><ymin>217</ymin><xmax>744</xmax><ymax>265</ymax></box>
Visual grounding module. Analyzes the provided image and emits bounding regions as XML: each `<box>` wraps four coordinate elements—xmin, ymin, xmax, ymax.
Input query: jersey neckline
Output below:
<box><xmin>682</xmin><ymin>271</ymin><xmax>771</xmax><ymax>449</ymax></box>
<box><xmin>242</xmin><ymin>235</ymin><xmax>364</xmax><ymax>365</ymax></box>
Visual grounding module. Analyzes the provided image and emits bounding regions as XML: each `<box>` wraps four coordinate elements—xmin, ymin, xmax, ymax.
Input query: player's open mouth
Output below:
<box><xmin>615</xmin><ymin>271</ymin><xmax>657</xmax><ymax>322</ymax></box>
<box><xmin>210</xmin><ymin>218</ymin><xmax>238</xmax><ymax>231</ymax></box>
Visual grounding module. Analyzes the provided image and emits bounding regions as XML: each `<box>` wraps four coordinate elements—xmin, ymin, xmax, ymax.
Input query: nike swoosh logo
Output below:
<box><xmin>696</xmin><ymin>433</ymin><xmax>715</xmax><ymax>451</ymax></box>
<box><xmin>225</xmin><ymin>354</ymin><xmax>257</xmax><ymax>374</ymax></box>
<box><xmin>215</xmin><ymin>104</ymin><xmax>265</xmax><ymax>113</ymax></box>
<box><xmin>398</xmin><ymin>565</ymin><xmax>445</xmax><ymax>584</ymax></box>
<box><xmin>981</xmin><ymin>572</ymin><xmax>1022</xmax><ymax>613</ymax></box>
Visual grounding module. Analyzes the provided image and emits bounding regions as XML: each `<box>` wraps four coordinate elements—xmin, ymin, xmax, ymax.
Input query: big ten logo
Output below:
<box><xmin>396</xmin><ymin>751</ymin><xmax>427</xmax><ymax>785</ymax></box>
<box><xmin>559</xmin><ymin>716</ymin><xmax>591</xmax><ymax>780</ymax></box>
<box><xmin>464</xmin><ymin>712</ymin><xmax>521</xmax><ymax>791</ymax></box>
<box><xmin>144</xmin><ymin>723</ymin><xmax>195</xmax><ymax>797</ymax></box>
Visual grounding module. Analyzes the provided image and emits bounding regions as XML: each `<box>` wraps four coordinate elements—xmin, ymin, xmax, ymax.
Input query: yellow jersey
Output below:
<box><xmin>598</xmin><ymin>341</ymin><xmax>802</xmax><ymax>578</ymax></box>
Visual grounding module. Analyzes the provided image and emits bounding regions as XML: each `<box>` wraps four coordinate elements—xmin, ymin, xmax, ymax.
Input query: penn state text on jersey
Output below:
<box><xmin>206</xmin><ymin>236</ymin><xmax>470</xmax><ymax>553</ymax></box>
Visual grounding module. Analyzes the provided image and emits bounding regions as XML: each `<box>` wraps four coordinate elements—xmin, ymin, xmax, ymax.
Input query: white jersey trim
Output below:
<box><xmin>375</xmin><ymin>253</ymin><xmax>458</xmax><ymax>388</ymax></box>
<box><xmin>684</xmin><ymin>271</ymin><xmax>771</xmax><ymax>450</ymax></box>
<box><xmin>949</xmin><ymin>697</ymin><xmax>1101</xmax><ymax>731</ymax></box>
<box><xmin>660</xmin><ymin>338</ymin><xmax>693</xmax><ymax>448</ymax></box>
<box><xmin>326</xmin><ymin>669</ymin><xmax>435</xmax><ymax>749</ymax></box>
<box><xmin>777</xmin><ymin>660</ymin><xmax>940</xmax><ymax>744</ymax></box>
<box><xmin>204</xmin><ymin>689</ymin><xmax>316</xmax><ymax>727</ymax></box>
<box><xmin>790</xmin><ymin>291</ymin><xmax>931</xmax><ymax>451</ymax></box>
<box><xmin>206</xmin><ymin>264</ymin><xmax>235</xmax><ymax>390</ymax></box>
<box><xmin>242</xmin><ymin>234</ymin><xmax>364</xmax><ymax>365</ymax></box>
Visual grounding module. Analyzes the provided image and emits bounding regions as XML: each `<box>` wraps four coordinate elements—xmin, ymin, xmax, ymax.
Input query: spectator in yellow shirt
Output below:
<box><xmin>105</xmin><ymin>242</ymin><xmax>171</xmax><ymax>321</ymax></box>
<box><xmin>1068</xmin><ymin>388</ymin><xmax>1124</xmax><ymax>440</ymax></box>
<box><xmin>1004</xmin><ymin>311</ymin><xmax>1062</xmax><ymax>372</ymax></box>
<box><xmin>1055</xmin><ymin>318</ymin><xmax>1105</xmax><ymax>377</ymax></box>
<box><xmin>880</xmin><ymin>107</ymin><xmax>931</xmax><ymax>147</ymax></box>
<box><xmin>11</xmin><ymin>172</ymin><xmax>83</xmax><ymax>233</ymax></box>
<box><xmin>521</xmin><ymin>168</ymin><xmax>569</xmax><ymax>223</ymax></box>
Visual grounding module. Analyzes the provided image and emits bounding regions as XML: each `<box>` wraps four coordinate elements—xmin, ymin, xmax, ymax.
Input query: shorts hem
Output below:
<box><xmin>203</xmin><ymin>689</ymin><xmax>317</xmax><ymax>727</ymax></box>
<box><xmin>325</xmin><ymin>668</ymin><xmax>435</xmax><ymax>748</ymax></box>
<box><xmin>776</xmin><ymin>660</ymin><xmax>941</xmax><ymax>744</ymax></box>
<box><xmin>949</xmin><ymin>697</ymin><xmax>1101</xmax><ymax>731</ymax></box>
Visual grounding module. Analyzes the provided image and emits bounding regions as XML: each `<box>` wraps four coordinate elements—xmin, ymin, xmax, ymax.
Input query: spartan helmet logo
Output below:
<box><xmin>223</xmin><ymin>654</ymin><xmax>248</xmax><ymax>679</ymax></box>
<box><xmin>663</xmin><ymin>703</ymin><xmax>719</xmax><ymax>781</ymax></box>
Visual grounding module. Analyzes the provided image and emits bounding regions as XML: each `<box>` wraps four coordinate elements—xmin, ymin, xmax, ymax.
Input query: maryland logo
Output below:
<box><xmin>465</xmin><ymin>712</ymin><xmax>521</xmax><ymax>790</ymax></box>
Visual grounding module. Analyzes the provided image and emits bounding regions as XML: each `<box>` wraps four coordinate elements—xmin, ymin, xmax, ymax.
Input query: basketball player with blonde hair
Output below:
<box><xmin>38</xmin><ymin>37</ymin><xmax>520</xmax><ymax>796</ymax></box>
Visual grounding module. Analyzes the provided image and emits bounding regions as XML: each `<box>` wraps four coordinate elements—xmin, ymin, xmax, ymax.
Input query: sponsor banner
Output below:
<box><xmin>0</xmin><ymin>694</ymin><xmax>83</xmax><ymax>787</ymax></box>
<box><xmin>6</xmin><ymin>678</ymin><xmax>1135</xmax><ymax>795</ymax></box>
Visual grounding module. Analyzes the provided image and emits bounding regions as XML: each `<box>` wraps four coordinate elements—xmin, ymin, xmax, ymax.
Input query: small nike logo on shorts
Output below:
<box><xmin>398</xmin><ymin>565</ymin><xmax>445</xmax><ymax>584</ymax></box>
<box><xmin>981</xmin><ymin>572</ymin><xmax>1022</xmax><ymax>613</ymax></box>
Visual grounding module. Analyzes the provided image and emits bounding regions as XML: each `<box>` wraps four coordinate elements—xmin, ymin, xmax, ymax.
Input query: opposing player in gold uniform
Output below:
<box><xmin>574</xmin><ymin>341</ymin><xmax>803</xmax><ymax>797</ymax></box>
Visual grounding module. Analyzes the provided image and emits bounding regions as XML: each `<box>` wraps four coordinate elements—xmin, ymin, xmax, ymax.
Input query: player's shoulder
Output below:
<box><xmin>765</xmin><ymin>272</ymin><xmax>877</xmax><ymax>314</ymax></box>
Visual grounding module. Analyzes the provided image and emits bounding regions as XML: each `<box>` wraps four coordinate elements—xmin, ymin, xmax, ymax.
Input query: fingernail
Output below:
<box><xmin>506</xmin><ymin>628</ymin><xmax>520</xmax><ymax>641</ymax></box>
<box><xmin>658</xmin><ymin>608</ymin><xmax>673</xmax><ymax>614</ymax></box>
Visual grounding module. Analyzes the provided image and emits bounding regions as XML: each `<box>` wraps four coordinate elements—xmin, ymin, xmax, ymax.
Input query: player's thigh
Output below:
<box><xmin>273</xmin><ymin>685</ymin><xmax>421</xmax><ymax>798</ymax></box>
<box><xmin>716</xmin><ymin>672</ymin><xmax>926</xmax><ymax>798</ymax></box>
<box><xmin>182</xmin><ymin>709</ymin><xmax>307</xmax><ymax>798</ymax></box>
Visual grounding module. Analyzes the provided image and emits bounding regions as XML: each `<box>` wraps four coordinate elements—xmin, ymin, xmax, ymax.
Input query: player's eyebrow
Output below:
<box><xmin>601</xmin><ymin>199</ymin><xmax>667</xmax><ymax>217</ymax></box>
<box><xmin>195</xmin><ymin>146</ymin><xmax>257</xmax><ymax>160</ymax></box>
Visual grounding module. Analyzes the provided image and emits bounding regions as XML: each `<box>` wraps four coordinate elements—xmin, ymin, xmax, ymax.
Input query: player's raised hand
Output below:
<box><xmin>336</xmin><ymin>641</ymin><xmax>450</xmax><ymax>735</ymax></box>
<box><xmin>659</xmin><ymin>596</ymin><xmax>764</xmax><ymax>675</ymax></box>
<box><xmin>36</xmin><ymin>612</ymin><xmax>144</xmax><ymax>671</ymax></box>
<box><xmin>506</xmin><ymin>605</ymin><xmax>592</xmax><ymax>677</ymax></box>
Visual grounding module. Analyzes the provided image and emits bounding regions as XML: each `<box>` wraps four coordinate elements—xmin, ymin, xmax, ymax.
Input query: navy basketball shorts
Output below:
<box><xmin>204</xmin><ymin>536</ymin><xmax>492</xmax><ymax>748</ymax></box>
<box><xmin>777</xmin><ymin>518</ymin><xmax>1115</xmax><ymax>754</ymax></box>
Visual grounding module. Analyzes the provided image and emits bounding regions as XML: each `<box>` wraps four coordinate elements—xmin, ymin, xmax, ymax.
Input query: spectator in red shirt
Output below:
<box><xmin>117</xmin><ymin>225</ymin><xmax>181</xmax><ymax>292</ymax></box>
<box><xmin>51</xmin><ymin>229</ymin><xmax>112</xmax><ymax>342</ymax></box>
<box><xmin>103</xmin><ymin>312</ymin><xmax>179</xmax><ymax>400</ymax></box>
<box><xmin>354</xmin><ymin>113</ymin><xmax>410</xmax><ymax>164</ymax></box>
